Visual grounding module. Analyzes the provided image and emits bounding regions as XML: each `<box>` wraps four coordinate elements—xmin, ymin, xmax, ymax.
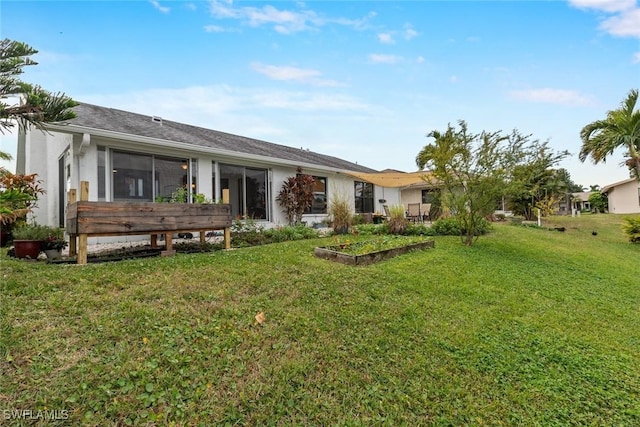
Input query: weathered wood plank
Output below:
<box><xmin>67</xmin><ymin>202</ymin><xmax>232</xmax><ymax>236</ymax></box>
<box><xmin>74</xmin><ymin>202</ymin><xmax>231</xmax><ymax>217</ymax></box>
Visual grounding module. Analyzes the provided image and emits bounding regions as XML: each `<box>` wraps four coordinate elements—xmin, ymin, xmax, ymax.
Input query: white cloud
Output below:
<box><xmin>416</xmin><ymin>56</ymin><xmax>425</xmax><ymax>64</ymax></box>
<box><xmin>377</xmin><ymin>32</ymin><xmax>394</xmax><ymax>44</ymax></box>
<box><xmin>600</xmin><ymin>8</ymin><xmax>640</xmax><ymax>37</ymax></box>
<box><xmin>251</xmin><ymin>63</ymin><xmax>343</xmax><ymax>87</ymax></box>
<box><xmin>509</xmin><ymin>88</ymin><xmax>595</xmax><ymax>107</ymax></box>
<box><xmin>633</xmin><ymin>52</ymin><xmax>640</xmax><ymax>63</ymax></box>
<box><xmin>207</xmin><ymin>0</ymin><xmax>375</xmax><ymax>34</ymax></box>
<box><xmin>404</xmin><ymin>24</ymin><xmax>418</xmax><ymax>40</ymax></box>
<box><xmin>568</xmin><ymin>0</ymin><xmax>635</xmax><ymax>13</ymax></box>
<box><xmin>569</xmin><ymin>0</ymin><xmax>640</xmax><ymax>39</ymax></box>
<box><xmin>369</xmin><ymin>54</ymin><xmax>402</xmax><ymax>64</ymax></box>
<box><xmin>449</xmin><ymin>75</ymin><xmax>458</xmax><ymax>83</ymax></box>
<box><xmin>150</xmin><ymin>0</ymin><xmax>170</xmax><ymax>14</ymax></box>
<box><xmin>204</xmin><ymin>25</ymin><xmax>226</xmax><ymax>33</ymax></box>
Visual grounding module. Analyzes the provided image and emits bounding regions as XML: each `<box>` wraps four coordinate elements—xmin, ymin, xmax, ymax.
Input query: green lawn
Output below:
<box><xmin>1</xmin><ymin>214</ymin><xmax>639</xmax><ymax>425</ymax></box>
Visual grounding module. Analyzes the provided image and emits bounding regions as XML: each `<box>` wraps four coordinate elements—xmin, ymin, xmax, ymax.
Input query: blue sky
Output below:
<box><xmin>1</xmin><ymin>0</ymin><xmax>639</xmax><ymax>188</ymax></box>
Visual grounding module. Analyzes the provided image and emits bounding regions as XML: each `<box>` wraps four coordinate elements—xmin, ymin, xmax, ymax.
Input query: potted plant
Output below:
<box><xmin>11</xmin><ymin>223</ymin><xmax>49</xmax><ymax>259</ymax></box>
<box><xmin>41</xmin><ymin>226</ymin><xmax>68</xmax><ymax>260</ymax></box>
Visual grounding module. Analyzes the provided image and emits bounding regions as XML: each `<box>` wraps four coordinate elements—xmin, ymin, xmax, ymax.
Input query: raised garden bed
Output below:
<box><xmin>314</xmin><ymin>238</ymin><xmax>434</xmax><ymax>266</ymax></box>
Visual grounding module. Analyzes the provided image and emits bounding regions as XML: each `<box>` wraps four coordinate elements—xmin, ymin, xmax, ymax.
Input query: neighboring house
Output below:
<box><xmin>601</xmin><ymin>178</ymin><xmax>640</xmax><ymax>214</ymax></box>
<box><xmin>570</xmin><ymin>191</ymin><xmax>592</xmax><ymax>213</ymax></box>
<box><xmin>17</xmin><ymin>103</ymin><xmax>403</xmax><ymax>240</ymax></box>
<box><xmin>346</xmin><ymin>169</ymin><xmax>435</xmax><ymax>218</ymax></box>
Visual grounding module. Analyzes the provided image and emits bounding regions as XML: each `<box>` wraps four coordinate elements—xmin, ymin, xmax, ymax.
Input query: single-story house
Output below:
<box><xmin>601</xmin><ymin>178</ymin><xmax>640</xmax><ymax>214</ymax></box>
<box><xmin>17</xmin><ymin>103</ymin><xmax>413</xmax><ymax>242</ymax></box>
<box><xmin>570</xmin><ymin>191</ymin><xmax>592</xmax><ymax>213</ymax></box>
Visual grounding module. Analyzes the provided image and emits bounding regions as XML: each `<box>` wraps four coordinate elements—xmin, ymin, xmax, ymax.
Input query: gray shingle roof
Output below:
<box><xmin>61</xmin><ymin>103</ymin><xmax>377</xmax><ymax>173</ymax></box>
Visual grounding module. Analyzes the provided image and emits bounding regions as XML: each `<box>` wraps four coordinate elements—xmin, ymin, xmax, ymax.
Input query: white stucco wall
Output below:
<box><xmin>24</xmin><ymin>128</ymin><xmax>404</xmax><ymax>243</ymax></box>
<box><xmin>607</xmin><ymin>180</ymin><xmax>640</xmax><ymax>214</ymax></box>
<box><xmin>23</xmin><ymin>130</ymin><xmax>71</xmax><ymax>227</ymax></box>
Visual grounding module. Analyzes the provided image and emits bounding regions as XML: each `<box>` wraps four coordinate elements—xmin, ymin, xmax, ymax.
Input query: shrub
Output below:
<box><xmin>622</xmin><ymin>216</ymin><xmax>640</xmax><ymax>243</ymax></box>
<box><xmin>387</xmin><ymin>204</ymin><xmax>407</xmax><ymax>235</ymax></box>
<box><xmin>433</xmin><ymin>217</ymin><xmax>491</xmax><ymax>236</ymax></box>
<box><xmin>276</xmin><ymin>167</ymin><xmax>315</xmax><ymax>225</ymax></box>
<box><xmin>265</xmin><ymin>225</ymin><xmax>319</xmax><ymax>242</ymax></box>
<box><xmin>405</xmin><ymin>223</ymin><xmax>436</xmax><ymax>236</ymax></box>
<box><xmin>231</xmin><ymin>217</ymin><xmax>266</xmax><ymax>246</ymax></box>
<box><xmin>352</xmin><ymin>214</ymin><xmax>366</xmax><ymax>225</ymax></box>
<box><xmin>0</xmin><ymin>171</ymin><xmax>45</xmax><ymax>227</ymax></box>
<box><xmin>11</xmin><ymin>223</ymin><xmax>51</xmax><ymax>241</ymax></box>
<box><xmin>329</xmin><ymin>193</ymin><xmax>353</xmax><ymax>235</ymax></box>
<box><xmin>351</xmin><ymin>224</ymin><xmax>386</xmax><ymax>236</ymax></box>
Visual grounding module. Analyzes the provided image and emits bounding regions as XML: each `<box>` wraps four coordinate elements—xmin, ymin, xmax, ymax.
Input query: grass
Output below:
<box><xmin>1</xmin><ymin>214</ymin><xmax>639</xmax><ymax>425</ymax></box>
<box><xmin>323</xmin><ymin>235</ymin><xmax>431</xmax><ymax>256</ymax></box>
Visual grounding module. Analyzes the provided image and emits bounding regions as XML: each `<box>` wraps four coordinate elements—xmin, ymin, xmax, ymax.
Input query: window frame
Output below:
<box><xmin>354</xmin><ymin>181</ymin><xmax>374</xmax><ymax>214</ymax></box>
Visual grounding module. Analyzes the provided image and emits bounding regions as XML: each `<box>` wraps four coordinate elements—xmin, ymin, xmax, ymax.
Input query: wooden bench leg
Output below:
<box><xmin>161</xmin><ymin>232</ymin><xmax>176</xmax><ymax>256</ymax></box>
<box><xmin>150</xmin><ymin>234</ymin><xmax>159</xmax><ymax>248</ymax></box>
<box><xmin>69</xmin><ymin>235</ymin><xmax>77</xmax><ymax>257</ymax></box>
<box><xmin>78</xmin><ymin>234</ymin><xmax>88</xmax><ymax>265</ymax></box>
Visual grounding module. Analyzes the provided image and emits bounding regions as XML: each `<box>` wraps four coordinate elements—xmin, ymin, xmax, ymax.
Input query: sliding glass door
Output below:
<box><xmin>219</xmin><ymin>163</ymin><xmax>268</xmax><ymax>220</ymax></box>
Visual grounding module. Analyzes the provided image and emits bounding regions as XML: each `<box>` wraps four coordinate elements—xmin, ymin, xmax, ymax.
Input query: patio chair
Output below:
<box><xmin>407</xmin><ymin>203</ymin><xmax>422</xmax><ymax>223</ymax></box>
<box><xmin>383</xmin><ymin>204</ymin><xmax>391</xmax><ymax>220</ymax></box>
<box><xmin>422</xmin><ymin>203</ymin><xmax>432</xmax><ymax>222</ymax></box>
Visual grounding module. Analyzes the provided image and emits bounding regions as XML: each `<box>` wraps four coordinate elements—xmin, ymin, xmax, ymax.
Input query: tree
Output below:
<box><xmin>579</xmin><ymin>89</ymin><xmax>640</xmax><ymax>179</ymax></box>
<box><xmin>416</xmin><ymin>121</ymin><xmax>512</xmax><ymax>246</ymax></box>
<box><xmin>276</xmin><ymin>167</ymin><xmax>315</xmax><ymax>225</ymax></box>
<box><xmin>504</xmin><ymin>136</ymin><xmax>570</xmax><ymax>220</ymax></box>
<box><xmin>588</xmin><ymin>192</ymin><xmax>608</xmax><ymax>213</ymax></box>
<box><xmin>0</xmin><ymin>38</ymin><xmax>77</xmax><ymax>138</ymax></box>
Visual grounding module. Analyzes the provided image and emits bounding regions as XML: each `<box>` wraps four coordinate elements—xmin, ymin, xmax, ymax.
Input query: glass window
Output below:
<box><xmin>97</xmin><ymin>146</ymin><xmax>106</xmax><ymax>201</ymax></box>
<box><xmin>220</xmin><ymin>164</ymin><xmax>244</xmax><ymax>218</ymax></box>
<box><xmin>112</xmin><ymin>151</ymin><xmax>153</xmax><ymax>201</ymax></box>
<box><xmin>422</xmin><ymin>189</ymin><xmax>437</xmax><ymax>204</ymax></box>
<box><xmin>301</xmin><ymin>175</ymin><xmax>327</xmax><ymax>214</ymax></box>
<box><xmin>111</xmin><ymin>150</ymin><xmax>194</xmax><ymax>202</ymax></box>
<box><xmin>154</xmin><ymin>156</ymin><xmax>189</xmax><ymax>202</ymax></box>
<box><xmin>246</xmin><ymin>168</ymin><xmax>267</xmax><ymax>219</ymax></box>
<box><xmin>191</xmin><ymin>159</ymin><xmax>198</xmax><ymax>199</ymax></box>
<box><xmin>354</xmin><ymin>181</ymin><xmax>374</xmax><ymax>213</ymax></box>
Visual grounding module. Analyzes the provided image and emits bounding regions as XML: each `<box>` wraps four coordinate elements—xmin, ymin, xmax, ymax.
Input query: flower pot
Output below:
<box><xmin>0</xmin><ymin>231</ymin><xmax>11</xmax><ymax>247</ymax></box>
<box><xmin>13</xmin><ymin>240</ymin><xmax>43</xmax><ymax>259</ymax></box>
<box><xmin>44</xmin><ymin>249</ymin><xmax>62</xmax><ymax>260</ymax></box>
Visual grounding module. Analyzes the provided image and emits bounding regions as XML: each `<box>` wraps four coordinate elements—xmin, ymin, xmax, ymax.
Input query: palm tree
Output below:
<box><xmin>579</xmin><ymin>89</ymin><xmax>640</xmax><ymax>179</ymax></box>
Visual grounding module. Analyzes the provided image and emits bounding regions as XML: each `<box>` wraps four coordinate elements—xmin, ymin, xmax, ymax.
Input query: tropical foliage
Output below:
<box><xmin>276</xmin><ymin>167</ymin><xmax>315</xmax><ymax>225</ymax></box>
<box><xmin>579</xmin><ymin>89</ymin><xmax>640</xmax><ymax>179</ymax></box>
<box><xmin>416</xmin><ymin>122</ymin><xmax>567</xmax><ymax>245</ymax></box>
<box><xmin>0</xmin><ymin>169</ymin><xmax>45</xmax><ymax>226</ymax></box>
<box><xmin>621</xmin><ymin>216</ymin><xmax>640</xmax><ymax>243</ymax></box>
<box><xmin>0</xmin><ymin>38</ymin><xmax>77</xmax><ymax>138</ymax></box>
<box><xmin>588</xmin><ymin>192</ymin><xmax>608</xmax><ymax>213</ymax></box>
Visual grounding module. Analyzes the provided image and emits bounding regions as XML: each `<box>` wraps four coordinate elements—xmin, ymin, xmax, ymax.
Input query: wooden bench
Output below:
<box><xmin>66</xmin><ymin>182</ymin><xmax>232</xmax><ymax>264</ymax></box>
